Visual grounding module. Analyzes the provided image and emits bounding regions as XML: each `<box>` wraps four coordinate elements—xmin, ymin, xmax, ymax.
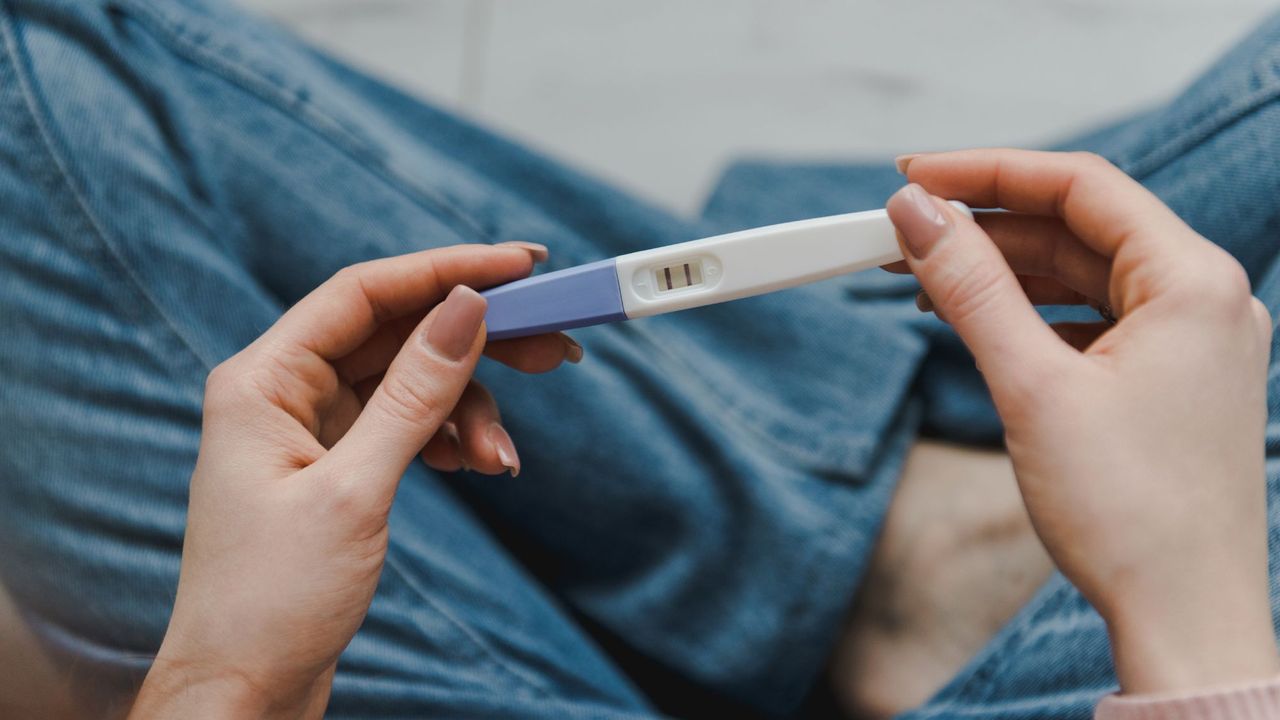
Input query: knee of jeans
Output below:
<box><xmin>1101</xmin><ymin>11</ymin><xmax>1280</xmax><ymax>177</ymax></box>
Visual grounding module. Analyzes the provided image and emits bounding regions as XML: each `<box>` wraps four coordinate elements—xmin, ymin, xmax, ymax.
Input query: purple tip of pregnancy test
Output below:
<box><xmin>481</xmin><ymin>258</ymin><xmax>628</xmax><ymax>341</ymax></box>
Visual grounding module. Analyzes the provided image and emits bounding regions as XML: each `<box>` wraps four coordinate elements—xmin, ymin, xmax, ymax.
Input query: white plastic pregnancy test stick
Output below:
<box><xmin>482</xmin><ymin>202</ymin><xmax>973</xmax><ymax>340</ymax></box>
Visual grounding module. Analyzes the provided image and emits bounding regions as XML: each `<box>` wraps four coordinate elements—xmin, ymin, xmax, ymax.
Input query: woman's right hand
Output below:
<box><xmin>885</xmin><ymin>149</ymin><xmax>1280</xmax><ymax>695</ymax></box>
<box><xmin>129</xmin><ymin>243</ymin><xmax>575</xmax><ymax>718</ymax></box>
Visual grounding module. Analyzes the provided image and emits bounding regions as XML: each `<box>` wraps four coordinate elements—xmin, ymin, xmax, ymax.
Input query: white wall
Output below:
<box><xmin>241</xmin><ymin>1</ymin><xmax>1277</xmax><ymax>213</ymax></box>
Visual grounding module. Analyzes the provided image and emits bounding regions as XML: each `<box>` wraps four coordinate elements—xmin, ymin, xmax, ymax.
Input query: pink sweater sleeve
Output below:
<box><xmin>1095</xmin><ymin>677</ymin><xmax>1280</xmax><ymax>719</ymax></box>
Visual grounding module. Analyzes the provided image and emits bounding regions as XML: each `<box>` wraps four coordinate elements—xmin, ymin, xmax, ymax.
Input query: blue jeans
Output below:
<box><xmin>3</xmin><ymin>1</ymin><xmax>1280</xmax><ymax>718</ymax></box>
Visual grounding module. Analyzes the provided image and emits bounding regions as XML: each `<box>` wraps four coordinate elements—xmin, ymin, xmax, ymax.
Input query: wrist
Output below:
<box><xmin>1103</xmin><ymin>581</ymin><xmax>1280</xmax><ymax>696</ymax></box>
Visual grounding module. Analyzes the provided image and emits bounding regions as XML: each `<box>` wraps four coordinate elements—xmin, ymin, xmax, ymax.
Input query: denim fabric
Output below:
<box><xmin>0</xmin><ymin>0</ymin><xmax>923</xmax><ymax>717</ymax></box>
<box><xmin>1</xmin><ymin>1</ymin><xmax>1280</xmax><ymax>719</ymax></box>
<box><xmin>707</xmin><ymin>15</ymin><xmax>1280</xmax><ymax>718</ymax></box>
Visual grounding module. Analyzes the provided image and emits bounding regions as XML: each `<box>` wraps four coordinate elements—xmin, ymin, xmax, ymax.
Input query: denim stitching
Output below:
<box><xmin>111</xmin><ymin>0</ymin><xmax>927</xmax><ymax>478</ymax></box>
<box><xmin>1121</xmin><ymin>58</ymin><xmax>1280</xmax><ymax>180</ymax></box>
<box><xmin>1</xmin><ymin>3</ymin><xmax>583</xmax><ymax>701</ymax></box>
<box><xmin>916</xmin><ymin>64</ymin><xmax>1280</xmax><ymax>719</ymax></box>
<box><xmin>126</xmin><ymin>0</ymin><xmax>924</xmax><ymax>478</ymax></box>
<box><xmin>908</xmin><ymin>580</ymin><xmax>1079</xmax><ymax>717</ymax></box>
<box><xmin>106</xmin><ymin>0</ymin><xmax>495</xmax><ymax>246</ymax></box>
<box><xmin>0</xmin><ymin>0</ymin><xmax>215</xmax><ymax>371</ymax></box>
<box><xmin>622</xmin><ymin>323</ymin><xmax>883</xmax><ymax>471</ymax></box>
<box><xmin>381</xmin><ymin>550</ymin><xmax>561</xmax><ymax>703</ymax></box>
<box><xmin>334</xmin><ymin>687</ymin><xmax>658</xmax><ymax>720</ymax></box>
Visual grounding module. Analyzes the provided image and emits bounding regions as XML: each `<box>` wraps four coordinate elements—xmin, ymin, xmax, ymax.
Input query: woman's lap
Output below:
<box><xmin>4</xmin><ymin>1</ymin><xmax>1280</xmax><ymax>718</ymax></box>
<box><xmin>0</xmin><ymin>0</ymin><xmax>927</xmax><ymax>716</ymax></box>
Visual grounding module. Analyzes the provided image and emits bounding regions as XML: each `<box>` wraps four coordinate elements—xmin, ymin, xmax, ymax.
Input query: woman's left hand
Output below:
<box><xmin>130</xmin><ymin>243</ymin><xmax>575</xmax><ymax>718</ymax></box>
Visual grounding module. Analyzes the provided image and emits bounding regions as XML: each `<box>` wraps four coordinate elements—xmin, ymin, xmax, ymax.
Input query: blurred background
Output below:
<box><xmin>242</xmin><ymin>0</ymin><xmax>1277</xmax><ymax>214</ymax></box>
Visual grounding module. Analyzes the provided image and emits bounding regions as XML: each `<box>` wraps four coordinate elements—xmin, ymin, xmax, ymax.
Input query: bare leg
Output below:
<box><xmin>830</xmin><ymin>440</ymin><xmax>1054</xmax><ymax>719</ymax></box>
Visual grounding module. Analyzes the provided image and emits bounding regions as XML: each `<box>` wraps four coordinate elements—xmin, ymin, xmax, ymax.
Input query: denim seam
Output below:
<box><xmin>1122</xmin><ymin>70</ymin><xmax>1280</xmax><ymax>181</ymax></box>
<box><xmin>0</xmin><ymin>0</ymin><xmax>215</xmax><ymax>371</ymax></box>
<box><xmin>908</xmin><ymin>580</ymin><xmax>1079</xmax><ymax>718</ymax></box>
<box><xmin>912</xmin><ymin>78</ymin><xmax>1280</xmax><ymax>720</ymax></box>
<box><xmin>348</xmin><ymin>687</ymin><xmax>657</xmax><ymax>720</ymax></box>
<box><xmin>106</xmin><ymin>0</ymin><xmax>495</xmax><ymax>246</ymax></box>
<box><xmin>620</xmin><ymin>312</ymin><xmax>927</xmax><ymax>475</ymax></box>
<box><xmin>381</xmin><ymin>549</ymin><xmax>561</xmax><ymax>703</ymax></box>
<box><xmin>1</xmin><ymin>5</ymin><xmax>573</xmax><ymax>699</ymax></box>
<box><xmin>628</xmin><ymin>323</ymin><xmax>879</xmax><ymax>470</ymax></box>
<box><xmin>119</xmin><ymin>0</ymin><xmax>929</xmax><ymax>477</ymax></box>
<box><xmin>109</xmin><ymin>0</ymin><xmax>939</xmax><ymax>480</ymax></box>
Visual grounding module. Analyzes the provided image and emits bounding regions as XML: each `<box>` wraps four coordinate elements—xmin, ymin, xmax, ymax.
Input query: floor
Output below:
<box><xmin>240</xmin><ymin>0</ymin><xmax>1276</xmax><ymax>214</ymax></box>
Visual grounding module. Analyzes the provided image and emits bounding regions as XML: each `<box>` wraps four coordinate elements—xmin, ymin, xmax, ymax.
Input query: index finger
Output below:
<box><xmin>903</xmin><ymin>149</ymin><xmax>1195</xmax><ymax>259</ymax></box>
<box><xmin>262</xmin><ymin>244</ymin><xmax>538</xmax><ymax>360</ymax></box>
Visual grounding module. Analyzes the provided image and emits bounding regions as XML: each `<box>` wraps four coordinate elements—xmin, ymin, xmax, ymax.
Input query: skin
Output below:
<box><xmin>129</xmin><ymin>241</ymin><xmax>577</xmax><ymax>719</ymax></box>
<box><xmin>877</xmin><ymin>149</ymin><xmax>1280</xmax><ymax>697</ymax></box>
<box><xmin>129</xmin><ymin>150</ymin><xmax>1280</xmax><ymax>717</ymax></box>
<box><xmin>831</xmin><ymin>440</ymin><xmax>1053</xmax><ymax>719</ymax></box>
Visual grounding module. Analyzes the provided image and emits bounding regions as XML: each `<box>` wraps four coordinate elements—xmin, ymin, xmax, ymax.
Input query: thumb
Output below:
<box><xmin>328</xmin><ymin>285</ymin><xmax>488</xmax><ymax>486</ymax></box>
<box><xmin>887</xmin><ymin>184</ymin><xmax>1070</xmax><ymax>394</ymax></box>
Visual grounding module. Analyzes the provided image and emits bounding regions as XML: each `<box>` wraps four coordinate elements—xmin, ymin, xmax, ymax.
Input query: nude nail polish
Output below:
<box><xmin>442</xmin><ymin>421</ymin><xmax>462</xmax><ymax>452</ymax></box>
<box><xmin>895</xmin><ymin>153</ymin><xmax>923</xmax><ymax>175</ymax></box>
<box><xmin>887</xmin><ymin>184</ymin><xmax>951</xmax><ymax>260</ymax></box>
<box><xmin>497</xmin><ymin>241</ymin><xmax>550</xmax><ymax>263</ymax></box>
<box><xmin>441</xmin><ymin>422</ymin><xmax>470</xmax><ymax>472</ymax></box>
<box><xmin>562</xmin><ymin>335</ymin><xmax>584</xmax><ymax>364</ymax></box>
<box><xmin>426</xmin><ymin>286</ymin><xmax>487</xmax><ymax>361</ymax></box>
<box><xmin>915</xmin><ymin>290</ymin><xmax>934</xmax><ymax>312</ymax></box>
<box><xmin>487</xmin><ymin>423</ymin><xmax>521</xmax><ymax>477</ymax></box>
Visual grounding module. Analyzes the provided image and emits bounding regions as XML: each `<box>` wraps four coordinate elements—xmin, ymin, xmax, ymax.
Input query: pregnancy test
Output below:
<box><xmin>482</xmin><ymin>203</ymin><xmax>971</xmax><ymax>340</ymax></box>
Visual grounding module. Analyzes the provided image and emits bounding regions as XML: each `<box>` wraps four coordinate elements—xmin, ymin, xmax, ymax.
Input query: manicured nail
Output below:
<box><xmin>442</xmin><ymin>421</ymin><xmax>461</xmax><ymax>452</ymax></box>
<box><xmin>895</xmin><ymin>153</ymin><xmax>923</xmax><ymax>175</ymax></box>
<box><xmin>441</xmin><ymin>422</ymin><xmax>470</xmax><ymax>471</ymax></box>
<box><xmin>498</xmin><ymin>241</ymin><xmax>549</xmax><ymax>263</ymax></box>
<box><xmin>889</xmin><ymin>183</ymin><xmax>951</xmax><ymax>260</ymax></box>
<box><xmin>915</xmin><ymin>290</ymin><xmax>934</xmax><ymax>312</ymax></box>
<box><xmin>426</xmin><ymin>286</ymin><xmax>488</xmax><ymax>361</ymax></box>
<box><xmin>562</xmin><ymin>335</ymin><xmax>584</xmax><ymax>364</ymax></box>
<box><xmin>487</xmin><ymin>423</ymin><xmax>520</xmax><ymax>477</ymax></box>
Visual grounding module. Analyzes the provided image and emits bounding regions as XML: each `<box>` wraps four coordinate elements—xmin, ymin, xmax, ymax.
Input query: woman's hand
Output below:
<box><xmin>130</xmin><ymin>243</ymin><xmax>576</xmax><ymax>718</ymax></box>
<box><xmin>885</xmin><ymin>150</ymin><xmax>1280</xmax><ymax>695</ymax></box>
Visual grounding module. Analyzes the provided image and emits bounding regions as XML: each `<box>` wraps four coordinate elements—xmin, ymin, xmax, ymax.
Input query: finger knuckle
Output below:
<box><xmin>1070</xmin><ymin>150</ymin><xmax>1114</xmax><ymax>172</ymax></box>
<box><xmin>1252</xmin><ymin>297</ymin><xmax>1274</xmax><ymax>339</ymax></box>
<box><xmin>203</xmin><ymin>356</ymin><xmax>253</xmax><ymax>410</ymax></box>
<box><xmin>378</xmin><ymin>371</ymin><xmax>448</xmax><ymax>425</ymax></box>
<box><xmin>204</xmin><ymin>361</ymin><xmax>235</xmax><ymax>395</ymax></box>
<box><xmin>262</xmin><ymin>343</ymin><xmax>340</xmax><ymax>401</ymax></box>
<box><xmin>1252</xmin><ymin>296</ymin><xmax>1271</xmax><ymax>321</ymax></box>
<box><xmin>930</xmin><ymin>263</ymin><xmax>1008</xmax><ymax>327</ymax></box>
<box><xmin>331</xmin><ymin>262</ymin><xmax>368</xmax><ymax>285</ymax></box>
<box><xmin>329</xmin><ymin>262</ymin><xmax>398</xmax><ymax>325</ymax></box>
<box><xmin>1183</xmin><ymin>252</ymin><xmax>1253</xmax><ymax>312</ymax></box>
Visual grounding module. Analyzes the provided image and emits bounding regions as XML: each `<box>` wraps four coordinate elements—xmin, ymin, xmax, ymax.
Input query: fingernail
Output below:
<box><xmin>498</xmin><ymin>241</ymin><xmax>550</xmax><ymax>263</ymax></box>
<box><xmin>562</xmin><ymin>335</ymin><xmax>584</xmax><ymax>364</ymax></box>
<box><xmin>915</xmin><ymin>290</ymin><xmax>934</xmax><ymax>312</ymax></box>
<box><xmin>895</xmin><ymin>153</ymin><xmax>923</xmax><ymax>175</ymax></box>
<box><xmin>442</xmin><ymin>421</ymin><xmax>461</xmax><ymax>452</ymax></box>
<box><xmin>889</xmin><ymin>183</ymin><xmax>952</xmax><ymax>260</ymax></box>
<box><xmin>442</xmin><ymin>422</ymin><xmax>470</xmax><ymax>472</ymax></box>
<box><xmin>426</xmin><ymin>286</ymin><xmax>488</xmax><ymax>361</ymax></box>
<box><xmin>487</xmin><ymin>423</ymin><xmax>520</xmax><ymax>477</ymax></box>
